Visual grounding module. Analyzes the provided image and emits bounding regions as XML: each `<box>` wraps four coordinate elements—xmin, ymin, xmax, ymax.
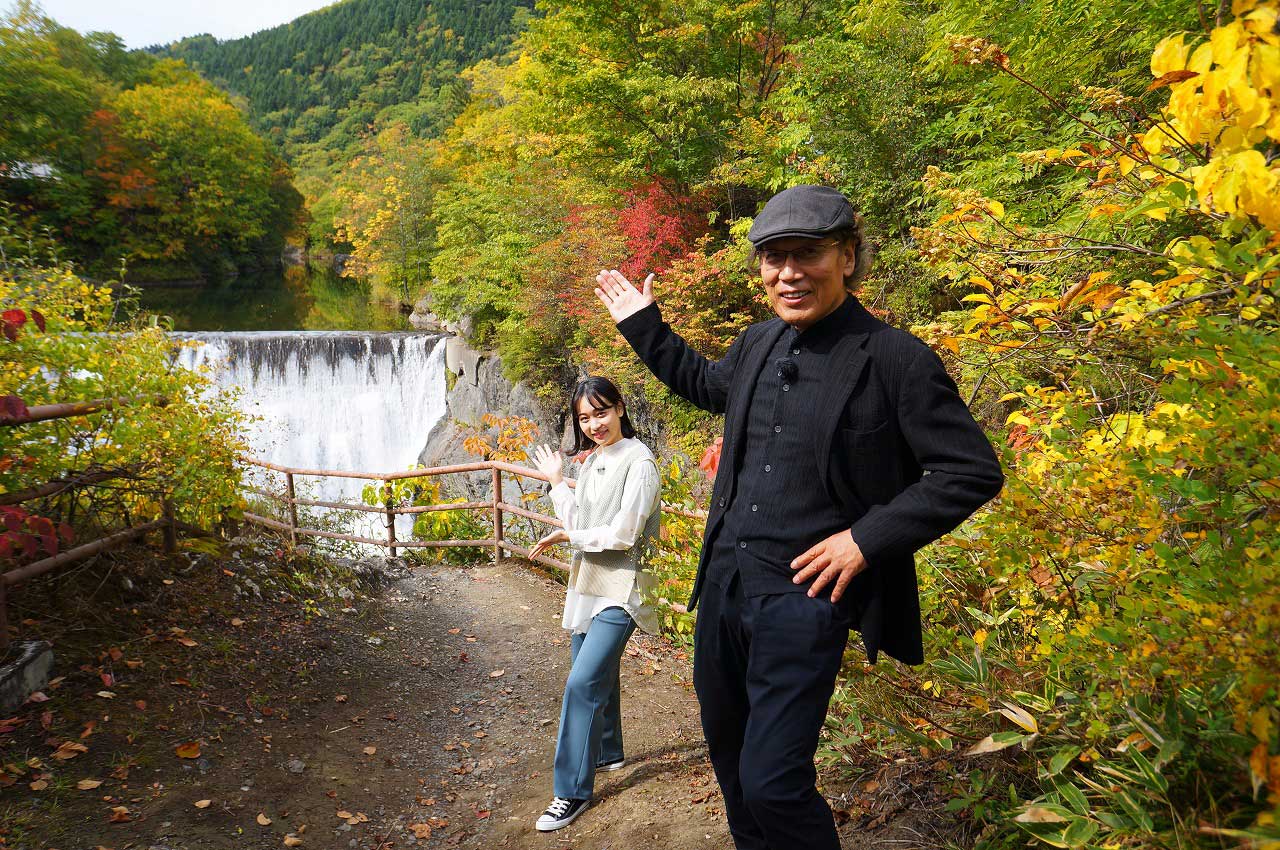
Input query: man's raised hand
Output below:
<box><xmin>595</xmin><ymin>269</ymin><xmax>655</xmax><ymax>324</ymax></box>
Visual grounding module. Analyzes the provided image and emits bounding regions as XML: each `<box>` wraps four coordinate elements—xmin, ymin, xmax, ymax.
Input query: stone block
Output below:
<box><xmin>0</xmin><ymin>641</ymin><xmax>54</xmax><ymax>713</ymax></box>
<box><xmin>445</xmin><ymin>337</ymin><xmax>483</xmax><ymax>385</ymax></box>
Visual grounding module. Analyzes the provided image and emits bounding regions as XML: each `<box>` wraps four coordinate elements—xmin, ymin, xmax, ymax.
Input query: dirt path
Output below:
<box><xmin>3</xmin><ymin>543</ymin><xmax>957</xmax><ymax>849</ymax></box>
<box><xmin>316</xmin><ymin>558</ymin><xmax>730</xmax><ymax>849</ymax></box>
<box><xmin>1</xmin><ymin>550</ymin><xmax>728</xmax><ymax>849</ymax></box>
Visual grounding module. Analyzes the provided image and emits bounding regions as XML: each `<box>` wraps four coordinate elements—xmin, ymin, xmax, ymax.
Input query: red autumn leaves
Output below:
<box><xmin>2</xmin><ymin>307</ymin><xmax>44</xmax><ymax>342</ymax></box>
<box><xmin>2</xmin><ymin>307</ymin><xmax>45</xmax><ymax>423</ymax></box>
<box><xmin>1</xmin><ymin>505</ymin><xmax>75</xmax><ymax>564</ymax></box>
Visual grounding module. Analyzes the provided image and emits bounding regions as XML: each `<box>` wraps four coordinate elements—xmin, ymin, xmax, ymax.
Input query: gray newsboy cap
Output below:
<box><xmin>746</xmin><ymin>185</ymin><xmax>856</xmax><ymax>246</ymax></box>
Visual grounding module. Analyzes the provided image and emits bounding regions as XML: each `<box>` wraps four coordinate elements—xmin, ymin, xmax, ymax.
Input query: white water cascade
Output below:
<box><xmin>173</xmin><ymin>332</ymin><xmax>450</xmax><ymax>543</ymax></box>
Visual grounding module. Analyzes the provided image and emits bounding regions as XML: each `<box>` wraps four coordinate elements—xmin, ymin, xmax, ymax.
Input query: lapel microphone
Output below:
<box><xmin>776</xmin><ymin>357</ymin><xmax>798</xmax><ymax>381</ymax></box>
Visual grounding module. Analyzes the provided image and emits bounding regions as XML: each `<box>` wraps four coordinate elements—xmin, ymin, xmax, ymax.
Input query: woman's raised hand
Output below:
<box><xmin>594</xmin><ymin>269</ymin><xmax>655</xmax><ymax>323</ymax></box>
<box><xmin>531</xmin><ymin>443</ymin><xmax>564</xmax><ymax>487</ymax></box>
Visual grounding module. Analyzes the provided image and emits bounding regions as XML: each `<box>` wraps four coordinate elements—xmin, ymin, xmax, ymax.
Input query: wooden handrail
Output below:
<box><xmin>1</xmin><ymin>519</ymin><xmax>168</xmax><ymax>588</ymax></box>
<box><xmin>241</xmin><ymin>456</ymin><xmax>708</xmax><ymax>519</ymax></box>
<box><xmin>2</xmin><ymin>398</ymin><xmax>184</xmax><ymax>652</ymax></box>
<box><xmin>244</xmin><ymin>456</ymin><xmax>494</xmax><ymax>481</ymax></box>
<box><xmin>238</xmin><ymin>455</ymin><xmax>708</xmax><ymax>576</ymax></box>
<box><xmin>0</xmin><ymin>394</ymin><xmax>169</xmax><ymax>426</ymax></box>
<box><xmin>242</xmin><ymin>512</ymin><xmax>497</xmax><ymax>549</ymax></box>
<box><xmin>0</xmin><ymin>468</ymin><xmax>128</xmax><ymax>506</ymax></box>
<box><xmin>246</xmin><ymin>489</ymin><xmax>495</xmax><ymax>517</ymax></box>
<box><xmin>495</xmin><ymin>501</ymin><xmax>562</xmax><ymax>527</ymax></box>
<box><xmin>1</xmin><ymin>518</ymin><xmax>172</xmax><ymax>652</ymax></box>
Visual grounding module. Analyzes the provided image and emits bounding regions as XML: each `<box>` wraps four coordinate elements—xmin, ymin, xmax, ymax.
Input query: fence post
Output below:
<box><xmin>0</xmin><ymin>580</ymin><xmax>9</xmax><ymax>654</ymax></box>
<box><xmin>161</xmin><ymin>498</ymin><xmax>177</xmax><ymax>554</ymax></box>
<box><xmin>284</xmin><ymin>472</ymin><xmax>298</xmax><ymax>548</ymax></box>
<box><xmin>491</xmin><ymin>466</ymin><xmax>503</xmax><ymax>566</ymax></box>
<box><xmin>383</xmin><ymin>481</ymin><xmax>397</xmax><ymax>558</ymax></box>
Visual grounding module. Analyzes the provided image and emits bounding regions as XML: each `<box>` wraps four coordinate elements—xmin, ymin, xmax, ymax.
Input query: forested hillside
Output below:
<box><xmin>161</xmin><ymin>0</ymin><xmax>533</xmax><ymax>242</ymax></box>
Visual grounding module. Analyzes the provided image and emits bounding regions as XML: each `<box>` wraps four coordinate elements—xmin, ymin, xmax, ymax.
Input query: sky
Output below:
<box><xmin>35</xmin><ymin>0</ymin><xmax>338</xmax><ymax>49</ymax></box>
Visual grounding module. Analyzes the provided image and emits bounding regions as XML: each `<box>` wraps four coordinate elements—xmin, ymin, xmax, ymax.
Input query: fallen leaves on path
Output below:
<box><xmin>257</xmin><ymin>812</ymin><xmax>273</xmax><ymax>825</ymax></box>
<box><xmin>170</xmin><ymin>627</ymin><xmax>200</xmax><ymax>647</ymax></box>
<box><xmin>195</xmin><ymin>799</ymin><xmax>212</xmax><ymax>808</ymax></box>
<box><xmin>174</xmin><ymin>741</ymin><xmax>201</xmax><ymax>759</ymax></box>
<box><xmin>77</xmin><ymin>778</ymin><xmax>103</xmax><ymax>790</ymax></box>
<box><xmin>53</xmin><ymin>741</ymin><xmax>89</xmax><ymax>759</ymax></box>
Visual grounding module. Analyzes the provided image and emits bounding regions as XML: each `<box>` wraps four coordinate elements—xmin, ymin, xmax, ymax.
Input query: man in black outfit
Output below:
<box><xmin>594</xmin><ymin>185</ymin><xmax>1003</xmax><ymax>849</ymax></box>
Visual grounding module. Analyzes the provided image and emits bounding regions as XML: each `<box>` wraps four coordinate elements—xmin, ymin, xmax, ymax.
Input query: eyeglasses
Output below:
<box><xmin>758</xmin><ymin>240</ymin><xmax>841</xmax><ymax>270</ymax></box>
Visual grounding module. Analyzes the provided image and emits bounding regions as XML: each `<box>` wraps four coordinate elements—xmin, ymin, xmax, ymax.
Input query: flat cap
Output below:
<box><xmin>746</xmin><ymin>185</ymin><xmax>855</xmax><ymax>246</ymax></box>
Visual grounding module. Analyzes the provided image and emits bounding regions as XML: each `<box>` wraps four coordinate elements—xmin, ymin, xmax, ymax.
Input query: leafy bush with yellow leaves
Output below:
<box><xmin>826</xmin><ymin>3</ymin><xmax>1280</xmax><ymax>847</ymax></box>
<box><xmin>0</xmin><ymin>208</ymin><xmax>246</xmax><ymax>555</ymax></box>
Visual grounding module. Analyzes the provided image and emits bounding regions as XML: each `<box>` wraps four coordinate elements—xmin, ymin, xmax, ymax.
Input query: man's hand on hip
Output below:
<box><xmin>595</xmin><ymin>269</ymin><xmax>655</xmax><ymax>323</ymax></box>
<box><xmin>791</xmin><ymin>530</ymin><xmax>867</xmax><ymax>603</ymax></box>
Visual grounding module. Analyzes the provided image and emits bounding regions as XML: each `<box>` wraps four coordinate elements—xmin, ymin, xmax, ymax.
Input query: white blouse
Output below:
<box><xmin>547</xmin><ymin>437</ymin><xmax>660</xmax><ymax>633</ymax></box>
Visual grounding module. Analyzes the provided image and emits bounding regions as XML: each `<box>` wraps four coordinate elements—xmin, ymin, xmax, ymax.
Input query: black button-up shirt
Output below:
<box><xmin>706</xmin><ymin>296</ymin><xmax>859</xmax><ymax>597</ymax></box>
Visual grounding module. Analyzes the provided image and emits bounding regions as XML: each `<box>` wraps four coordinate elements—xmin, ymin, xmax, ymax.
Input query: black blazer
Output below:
<box><xmin>618</xmin><ymin>298</ymin><xmax>1004</xmax><ymax>664</ymax></box>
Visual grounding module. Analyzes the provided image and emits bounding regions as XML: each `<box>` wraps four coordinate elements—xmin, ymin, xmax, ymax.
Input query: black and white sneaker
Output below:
<box><xmin>536</xmin><ymin>796</ymin><xmax>589</xmax><ymax>831</ymax></box>
<box><xmin>596</xmin><ymin>758</ymin><xmax>626</xmax><ymax>772</ymax></box>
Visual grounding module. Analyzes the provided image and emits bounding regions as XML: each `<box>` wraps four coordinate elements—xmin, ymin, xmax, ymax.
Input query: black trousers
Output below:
<box><xmin>693</xmin><ymin>571</ymin><xmax>850</xmax><ymax>850</ymax></box>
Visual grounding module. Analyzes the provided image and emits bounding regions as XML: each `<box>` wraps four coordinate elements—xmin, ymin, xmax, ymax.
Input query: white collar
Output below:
<box><xmin>593</xmin><ymin>437</ymin><xmax>634</xmax><ymax>461</ymax></box>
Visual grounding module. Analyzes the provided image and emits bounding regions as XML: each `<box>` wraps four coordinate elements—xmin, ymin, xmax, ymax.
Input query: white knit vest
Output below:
<box><xmin>569</xmin><ymin>441</ymin><xmax>660</xmax><ymax>629</ymax></box>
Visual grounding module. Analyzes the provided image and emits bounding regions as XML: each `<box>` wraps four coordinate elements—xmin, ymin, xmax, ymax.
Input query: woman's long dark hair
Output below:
<box><xmin>568</xmin><ymin>376</ymin><xmax>637</xmax><ymax>455</ymax></box>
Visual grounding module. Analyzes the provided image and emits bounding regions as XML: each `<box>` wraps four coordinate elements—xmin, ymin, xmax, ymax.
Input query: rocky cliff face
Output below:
<box><xmin>417</xmin><ymin>336</ymin><xmax>566</xmax><ymax>499</ymax></box>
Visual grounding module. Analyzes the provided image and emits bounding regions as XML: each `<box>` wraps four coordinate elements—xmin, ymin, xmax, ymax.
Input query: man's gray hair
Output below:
<box><xmin>833</xmin><ymin>213</ymin><xmax>874</xmax><ymax>290</ymax></box>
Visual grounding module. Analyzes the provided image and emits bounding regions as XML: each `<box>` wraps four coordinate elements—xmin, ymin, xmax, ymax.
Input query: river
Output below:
<box><xmin>130</xmin><ymin>263</ymin><xmax>412</xmax><ymax>332</ymax></box>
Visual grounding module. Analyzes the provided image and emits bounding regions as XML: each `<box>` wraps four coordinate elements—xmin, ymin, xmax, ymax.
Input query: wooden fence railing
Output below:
<box><xmin>1</xmin><ymin>397</ymin><xmax>180</xmax><ymax>653</ymax></box>
<box><xmin>240</xmin><ymin>456</ymin><xmax>708</xmax><ymax>575</ymax></box>
<box><xmin>0</xmin><ymin>392</ymin><xmax>710</xmax><ymax>651</ymax></box>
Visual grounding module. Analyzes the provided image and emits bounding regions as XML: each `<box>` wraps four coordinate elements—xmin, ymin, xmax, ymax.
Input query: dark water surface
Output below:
<box><xmin>129</xmin><ymin>264</ymin><xmax>411</xmax><ymax>332</ymax></box>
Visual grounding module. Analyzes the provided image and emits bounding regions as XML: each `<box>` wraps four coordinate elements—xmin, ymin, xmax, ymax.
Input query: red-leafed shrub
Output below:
<box><xmin>0</xmin><ymin>505</ymin><xmax>73</xmax><ymax>566</ymax></box>
<box><xmin>615</xmin><ymin>180</ymin><xmax>707</xmax><ymax>281</ymax></box>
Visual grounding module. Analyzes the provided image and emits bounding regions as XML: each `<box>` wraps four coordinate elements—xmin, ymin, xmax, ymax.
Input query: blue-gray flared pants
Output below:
<box><xmin>552</xmin><ymin>605</ymin><xmax>636</xmax><ymax>800</ymax></box>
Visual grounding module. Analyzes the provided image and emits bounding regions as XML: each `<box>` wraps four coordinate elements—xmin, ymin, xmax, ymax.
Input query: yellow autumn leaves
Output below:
<box><xmin>1145</xmin><ymin>0</ymin><xmax>1280</xmax><ymax>227</ymax></box>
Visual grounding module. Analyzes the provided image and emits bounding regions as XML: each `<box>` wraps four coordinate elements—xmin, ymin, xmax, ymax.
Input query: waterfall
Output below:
<box><xmin>172</xmin><ymin>331</ymin><xmax>450</xmax><ymax>544</ymax></box>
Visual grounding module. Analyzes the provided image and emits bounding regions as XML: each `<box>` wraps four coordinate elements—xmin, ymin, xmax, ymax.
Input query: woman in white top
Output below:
<box><xmin>528</xmin><ymin>376</ymin><xmax>661</xmax><ymax>831</ymax></box>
